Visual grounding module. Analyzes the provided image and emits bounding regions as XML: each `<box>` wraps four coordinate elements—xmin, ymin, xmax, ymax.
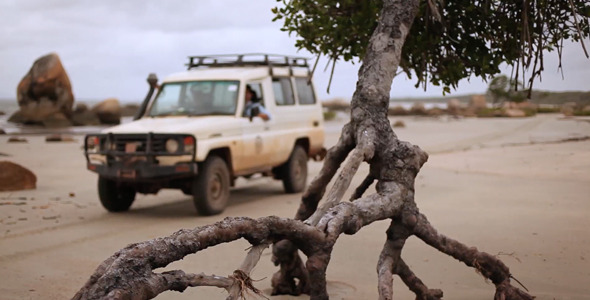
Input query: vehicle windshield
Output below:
<box><xmin>148</xmin><ymin>81</ymin><xmax>239</xmax><ymax>117</ymax></box>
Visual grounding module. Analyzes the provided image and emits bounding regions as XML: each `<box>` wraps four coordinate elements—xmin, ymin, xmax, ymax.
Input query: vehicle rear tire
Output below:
<box><xmin>98</xmin><ymin>177</ymin><xmax>136</xmax><ymax>212</ymax></box>
<box><xmin>193</xmin><ymin>156</ymin><xmax>230</xmax><ymax>215</ymax></box>
<box><xmin>282</xmin><ymin>145</ymin><xmax>308</xmax><ymax>193</ymax></box>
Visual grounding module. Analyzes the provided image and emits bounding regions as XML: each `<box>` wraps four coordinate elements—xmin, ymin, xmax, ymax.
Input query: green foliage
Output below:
<box><xmin>487</xmin><ymin>75</ymin><xmax>527</xmax><ymax>105</ymax></box>
<box><xmin>323</xmin><ymin>110</ymin><xmax>337</xmax><ymax>120</ymax></box>
<box><xmin>573</xmin><ymin>109</ymin><xmax>590</xmax><ymax>116</ymax></box>
<box><xmin>476</xmin><ymin>107</ymin><xmax>503</xmax><ymax>118</ymax></box>
<box><xmin>273</xmin><ymin>0</ymin><xmax>590</xmax><ymax>93</ymax></box>
<box><xmin>522</xmin><ymin>107</ymin><xmax>538</xmax><ymax>117</ymax></box>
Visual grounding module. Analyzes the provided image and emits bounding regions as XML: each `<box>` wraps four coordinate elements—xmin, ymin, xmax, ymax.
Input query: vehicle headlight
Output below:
<box><xmin>165</xmin><ymin>138</ymin><xmax>179</xmax><ymax>153</ymax></box>
<box><xmin>86</xmin><ymin>136</ymin><xmax>100</xmax><ymax>152</ymax></box>
<box><xmin>183</xmin><ymin>136</ymin><xmax>195</xmax><ymax>154</ymax></box>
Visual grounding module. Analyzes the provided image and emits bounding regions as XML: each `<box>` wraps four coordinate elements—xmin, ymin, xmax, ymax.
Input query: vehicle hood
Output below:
<box><xmin>103</xmin><ymin>116</ymin><xmax>242</xmax><ymax>139</ymax></box>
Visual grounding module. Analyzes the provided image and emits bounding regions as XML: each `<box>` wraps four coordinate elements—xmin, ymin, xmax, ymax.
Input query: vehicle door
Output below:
<box><xmin>239</xmin><ymin>82</ymin><xmax>273</xmax><ymax>171</ymax></box>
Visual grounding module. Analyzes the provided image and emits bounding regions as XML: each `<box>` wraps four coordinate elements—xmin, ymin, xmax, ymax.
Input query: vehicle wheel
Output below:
<box><xmin>193</xmin><ymin>156</ymin><xmax>230</xmax><ymax>215</ymax></box>
<box><xmin>98</xmin><ymin>177</ymin><xmax>136</xmax><ymax>212</ymax></box>
<box><xmin>282</xmin><ymin>145</ymin><xmax>308</xmax><ymax>193</ymax></box>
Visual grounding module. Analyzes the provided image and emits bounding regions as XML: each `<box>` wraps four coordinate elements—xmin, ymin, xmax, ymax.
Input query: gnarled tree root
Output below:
<box><xmin>73</xmin><ymin>0</ymin><xmax>538</xmax><ymax>298</ymax></box>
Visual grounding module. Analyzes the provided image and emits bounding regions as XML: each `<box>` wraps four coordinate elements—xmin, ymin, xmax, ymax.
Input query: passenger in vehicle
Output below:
<box><xmin>189</xmin><ymin>84</ymin><xmax>214</xmax><ymax>111</ymax></box>
<box><xmin>244</xmin><ymin>85</ymin><xmax>271</xmax><ymax>121</ymax></box>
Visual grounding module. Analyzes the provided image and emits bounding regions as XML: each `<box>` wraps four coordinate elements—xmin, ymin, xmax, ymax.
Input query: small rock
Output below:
<box><xmin>388</xmin><ymin>106</ymin><xmax>407</xmax><ymax>116</ymax></box>
<box><xmin>8</xmin><ymin>137</ymin><xmax>28</xmax><ymax>143</ymax></box>
<box><xmin>92</xmin><ymin>98</ymin><xmax>122</xmax><ymax>124</ymax></box>
<box><xmin>45</xmin><ymin>134</ymin><xmax>76</xmax><ymax>142</ymax></box>
<box><xmin>392</xmin><ymin>120</ymin><xmax>406</xmax><ymax>128</ymax></box>
<box><xmin>503</xmin><ymin>108</ymin><xmax>526</xmax><ymax>118</ymax></box>
<box><xmin>74</xmin><ymin>103</ymin><xmax>89</xmax><ymax>113</ymax></box>
<box><xmin>0</xmin><ymin>161</ymin><xmax>36</xmax><ymax>191</ymax></box>
<box><xmin>410</xmin><ymin>102</ymin><xmax>428</xmax><ymax>115</ymax></box>
<box><xmin>0</xmin><ymin>128</ymin><xmax>5</xmax><ymax>135</ymax></box>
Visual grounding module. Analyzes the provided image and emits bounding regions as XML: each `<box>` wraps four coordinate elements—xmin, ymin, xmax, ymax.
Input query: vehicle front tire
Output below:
<box><xmin>98</xmin><ymin>177</ymin><xmax>136</xmax><ymax>212</ymax></box>
<box><xmin>193</xmin><ymin>156</ymin><xmax>230</xmax><ymax>215</ymax></box>
<box><xmin>282</xmin><ymin>145</ymin><xmax>308</xmax><ymax>193</ymax></box>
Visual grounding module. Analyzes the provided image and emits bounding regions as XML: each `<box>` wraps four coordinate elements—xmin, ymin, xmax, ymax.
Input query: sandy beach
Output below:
<box><xmin>1</xmin><ymin>113</ymin><xmax>589</xmax><ymax>300</ymax></box>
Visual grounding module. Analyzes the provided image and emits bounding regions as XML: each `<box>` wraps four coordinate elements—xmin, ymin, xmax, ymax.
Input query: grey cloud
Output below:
<box><xmin>0</xmin><ymin>1</ymin><xmax>588</xmax><ymax>102</ymax></box>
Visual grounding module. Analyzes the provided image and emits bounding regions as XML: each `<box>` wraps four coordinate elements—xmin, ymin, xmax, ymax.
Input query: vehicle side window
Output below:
<box><xmin>211</xmin><ymin>82</ymin><xmax>239</xmax><ymax>112</ymax></box>
<box><xmin>294</xmin><ymin>77</ymin><xmax>316</xmax><ymax>105</ymax></box>
<box><xmin>272</xmin><ymin>77</ymin><xmax>295</xmax><ymax>106</ymax></box>
<box><xmin>247</xmin><ymin>83</ymin><xmax>264</xmax><ymax>104</ymax></box>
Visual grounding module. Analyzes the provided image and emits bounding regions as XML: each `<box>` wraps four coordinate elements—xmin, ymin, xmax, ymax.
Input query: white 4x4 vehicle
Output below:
<box><xmin>84</xmin><ymin>54</ymin><xmax>325</xmax><ymax>215</ymax></box>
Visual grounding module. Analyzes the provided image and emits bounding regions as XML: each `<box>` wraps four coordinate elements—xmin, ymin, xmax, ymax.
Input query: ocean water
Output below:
<box><xmin>390</xmin><ymin>101</ymin><xmax>448</xmax><ymax>110</ymax></box>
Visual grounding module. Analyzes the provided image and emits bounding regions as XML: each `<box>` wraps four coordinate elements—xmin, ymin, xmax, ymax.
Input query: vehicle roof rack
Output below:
<box><xmin>186</xmin><ymin>53</ymin><xmax>310</xmax><ymax>71</ymax></box>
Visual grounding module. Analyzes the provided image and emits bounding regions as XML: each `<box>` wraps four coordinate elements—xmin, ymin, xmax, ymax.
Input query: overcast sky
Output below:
<box><xmin>1</xmin><ymin>0</ymin><xmax>589</xmax><ymax>103</ymax></box>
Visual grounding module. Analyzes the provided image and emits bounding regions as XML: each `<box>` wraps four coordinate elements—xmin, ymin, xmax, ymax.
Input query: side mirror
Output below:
<box><xmin>249</xmin><ymin>106</ymin><xmax>260</xmax><ymax>122</ymax></box>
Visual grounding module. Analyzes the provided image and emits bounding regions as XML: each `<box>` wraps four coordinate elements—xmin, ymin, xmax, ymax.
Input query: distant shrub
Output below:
<box><xmin>476</xmin><ymin>108</ymin><xmax>502</xmax><ymax>118</ymax></box>
<box><xmin>522</xmin><ymin>107</ymin><xmax>537</xmax><ymax>117</ymax></box>
<box><xmin>388</xmin><ymin>106</ymin><xmax>407</xmax><ymax>116</ymax></box>
<box><xmin>322</xmin><ymin>99</ymin><xmax>350</xmax><ymax>111</ymax></box>
<box><xmin>392</xmin><ymin>120</ymin><xmax>406</xmax><ymax>128</ymax></box>
<box><xmin>536</xmin><ymin>107</ymin><xmax>560</xmax><ymax>113</ymax></box>
<box><xmin>323</xmin><ymin>110</ymin><xmax>337</xmax><ymax>121</ymax></box>
<box><xmin>573</xmin><ymin>110</ymin><xmax>590</xmax><ymax>116</ymax></box>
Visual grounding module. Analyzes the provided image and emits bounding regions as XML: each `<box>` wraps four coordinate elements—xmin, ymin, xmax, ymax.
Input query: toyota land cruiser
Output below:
<box><xmin>84</xmin><ymin>54</ymin><xmax>325</xmax><ymax>215</ymax></box>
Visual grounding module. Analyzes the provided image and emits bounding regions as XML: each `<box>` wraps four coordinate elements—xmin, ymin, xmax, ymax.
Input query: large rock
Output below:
<box><xmin>561</xmin><ymin>102</ymin><xmax>577</xmax><ymax>116</ymax></box>
<box><xmin>92</xmin><ymin>98</ymin><xmax>121</xmax><ymax>124</ymax></box>
<box><xmin>121</xmin><ymin>103</ymin><xmax>140</xmax><ymax>117</ymax></box>
<box><xmin>409</xmin><ymin>102</ymin><xmax>427</xmax><ymax>115</ymax></box>
<box><xmin>15</xmin><ymin>53</ymin><xmax>74</xmax><ymax>126</ymax></box>
<box><xmin>503</xmin><ymin>108</ymin><xmax>526</xmax><ymax>118</ymax></box>
<box><xmin>72</xmin><ymin>110</ymin><xmax>101</xmax><ymax>126</ymax></box>
<box><xmin>447</xmin><ymin>98</ymin><xmax>462</xmax><ymax>115</ymax></box>
<box><xmin>0</xmin><ymin>161</ymin><xmax>36</xmax><ymax>191</ymax></box>
<box><xmin>468</xmin><ymin>95</ymin><xmax>488</xmax><ymax>111</ymax></box>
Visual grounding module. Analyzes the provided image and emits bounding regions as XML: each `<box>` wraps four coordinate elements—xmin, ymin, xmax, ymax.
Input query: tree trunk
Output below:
<box><xmin>72</xmin><ymin>1</ymin><xmax>536</xmax><ymax>299</ymax></box>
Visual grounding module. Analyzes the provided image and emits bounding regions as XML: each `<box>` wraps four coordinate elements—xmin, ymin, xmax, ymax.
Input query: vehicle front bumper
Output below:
<box><xmin>87</xmin><ymin>159</ymin><xmax>198</xmax><ymax>181</ymax></box>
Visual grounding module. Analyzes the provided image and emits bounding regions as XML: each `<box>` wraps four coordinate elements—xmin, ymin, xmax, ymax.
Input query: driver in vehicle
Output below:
<box><xmin>243</xmin><ymin>85</ymin><xmax>271</xmax><ymax>121</ymax></box>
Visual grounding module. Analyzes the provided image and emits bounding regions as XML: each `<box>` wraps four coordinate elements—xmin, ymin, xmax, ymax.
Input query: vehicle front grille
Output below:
<box><xmin>107</xmin><ymin>134</ymin><xmax>166</xmax><ymax>153</ymax></box>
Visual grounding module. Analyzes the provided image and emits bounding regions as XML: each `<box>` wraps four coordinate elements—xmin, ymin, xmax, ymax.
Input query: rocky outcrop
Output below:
<box><xmin>91</xmin><ymin>98</ymin><xmax>122</xmax><ymax>124</ymax></box>
<box><xmin>71</xmin><ymin>102</ymin><xmax>101</xmax><ymax>126</ymax></box>
<box><xmin>0</xmin><ymin>161</ymin><xmax>36</xmax><ymax>191</ymax></box>
<box><xmin>121</xmin><ymin>104</ymin><xmax>140</xmax><ymax>117</ymax></box>
<box><xmin>502</xmin><ymin>109</ymin><xmax>526</xmax><ymax>117</ymax></box>
<box><xmin>446</xmin><ymin>98</ymin><xmax>462</xmax><ymax>115</ymax></box>
<box><xmin>468</xmin><ymin>95</ymin><xmax>487</xmax><ymax>111</ymax></box>
<box><xmin>409</xmin><ymin>102</ymin><xmax>428</xmax><ymax>115</ymax></box>
<box><xmin>561</xmin><ymin>102</ymin><xmax>577</xmax><ymax>116</ymax></box>
<box><xmin>12</xmin><ymin>53</ymin><xmax>74</xmax><ymax>127</ymax></box>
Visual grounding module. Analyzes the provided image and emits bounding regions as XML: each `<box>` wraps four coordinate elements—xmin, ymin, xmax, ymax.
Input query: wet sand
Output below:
<box><xmin>0</xmin><ymin>114</ymin><xmax>589</xmax><ymax>299</ymax></box>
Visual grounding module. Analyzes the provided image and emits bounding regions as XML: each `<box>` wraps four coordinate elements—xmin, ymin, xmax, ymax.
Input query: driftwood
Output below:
<box><xmin>73</xmin><ymin>1</ymin><xmax>535</xmax><ymax>299</ymax></box>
